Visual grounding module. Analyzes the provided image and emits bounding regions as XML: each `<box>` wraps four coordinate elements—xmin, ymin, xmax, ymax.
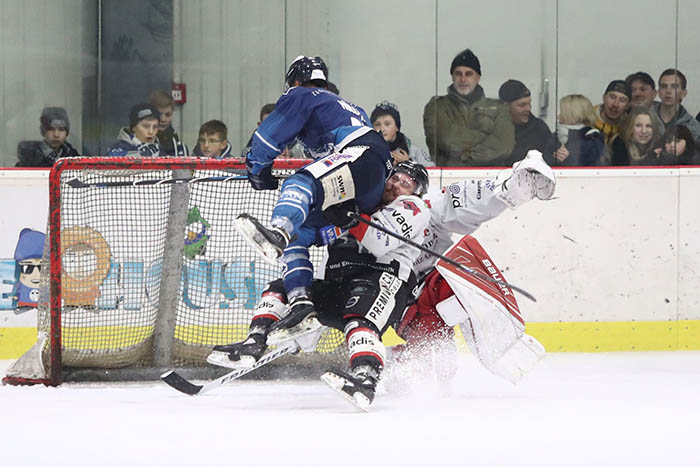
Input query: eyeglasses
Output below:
<box><xmin>198</xmin><ymin>138</ymin><xmax>222</xmax><ymax>145</ymax></box>
<box><xmin>20</xmin><ymin>264</ymin><xmax>41</xmax><ymax>274</ymax></box>
<box><xmin>389</xmin><ymin>173</ymin><xmax>416</xmax><ymax>190</ymax></box>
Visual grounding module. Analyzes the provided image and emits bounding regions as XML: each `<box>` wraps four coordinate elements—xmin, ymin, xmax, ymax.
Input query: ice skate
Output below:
<box><xmin>266</xmin><ymin>296</ymin><xmax>322</xmax><ymax>346</ymax></box>
<box><xmin>207</xmin><ymin>333</ymin><xmax>267</xmax><ymax>369</ymax></box>
<box><xmin>321</xmin><ymin>365</ymin><xmax>380</xmax><ymax>412</ymax></box>
<box><xmin>233</xmin><ymin>213</ymin><xmax>289</xmax><ymax>265</ymax></box>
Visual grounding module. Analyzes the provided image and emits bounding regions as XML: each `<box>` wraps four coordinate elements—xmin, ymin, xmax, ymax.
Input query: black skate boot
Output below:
<box><xmin>234</xmin><ymin>213</ymin><xmax>290</xmax><ymax>265</ymax></box>
<box><xmin>321</xmin><ymin>365</ymin><xmax>380</xmax><ymax>411</ymax></box>
<box><xmin>266</xmin><ymin>294</ymin><xmax>322</xmax><ymax>346</ymax></box>
<box><xmin>207</xmin><ymin>332</ymin><xmax>267</xmax><ymax>369</ymax></box>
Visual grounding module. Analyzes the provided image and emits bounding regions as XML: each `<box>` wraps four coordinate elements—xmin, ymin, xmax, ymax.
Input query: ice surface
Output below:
<box><xmin>1</xmin><ymin>352</ymin><xmax>699</xmax><ymax>467</ymax></box>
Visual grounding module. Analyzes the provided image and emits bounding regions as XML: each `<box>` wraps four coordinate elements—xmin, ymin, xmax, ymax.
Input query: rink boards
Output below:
<box><xmin>1</xmin><ymin>166</ymin><xmax>699</xmax><ymax>357</ymax></box>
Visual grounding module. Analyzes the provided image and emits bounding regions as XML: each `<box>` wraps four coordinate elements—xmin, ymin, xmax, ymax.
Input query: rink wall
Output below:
<box><xmin>0</xmin><ymin>166</ymin><xmax>699</xmax><ymax>358</ymax></box>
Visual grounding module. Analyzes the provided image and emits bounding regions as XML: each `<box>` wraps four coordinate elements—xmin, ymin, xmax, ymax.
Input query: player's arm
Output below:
<box><xmin>348</xmin><ymin>195</ymin><xmax>430</xmax><ymax>258</ymax></box>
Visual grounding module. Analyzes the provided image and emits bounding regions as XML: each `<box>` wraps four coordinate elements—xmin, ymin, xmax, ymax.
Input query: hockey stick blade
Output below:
<box><xmin>66</xmin><ymin>174</ymin><xmax>247</xmax><ymax>189</ymax></box>
<box><xmin>161</xmin><ymin>342</ymin><xmax>298</xmax><ymax>396</ymax></box>
<box><xmin>349</xmin><ymin>213</ymin><xmax>536</xmax><ymax>302</ymax></box>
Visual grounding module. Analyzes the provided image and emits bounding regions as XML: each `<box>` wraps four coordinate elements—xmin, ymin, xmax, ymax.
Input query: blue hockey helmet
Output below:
<box><xmin>284</xmin><ymin>55</ymin><xmax>328</xmax><ymax>89</ymax></box>
<box><xmin>391</xmin><ymin>161</ymin><xmax>429</xmax><ymax>197</ymax></box>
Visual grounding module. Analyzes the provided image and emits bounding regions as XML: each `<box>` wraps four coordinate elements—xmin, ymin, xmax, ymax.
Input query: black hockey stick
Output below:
<box><xmin>161</xmin><ymin>341</ymin><xmax>298</xmax><ymax>396</ymax></box>
<box><xmin>349</xmin><ymin>213</ymin><xmax>536</xmax><ymax>302</ymax></box>
<box><xmin>66</xmin><ymin>173</ymin><xmax>248</xmax><ymax>189</ymax></box>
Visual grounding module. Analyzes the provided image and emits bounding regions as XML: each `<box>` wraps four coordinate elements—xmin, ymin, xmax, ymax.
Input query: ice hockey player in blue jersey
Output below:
<box><xmin>235</xmin><ymin>55</ymin><xmax>393</xmax><ymax>339</ymax></box>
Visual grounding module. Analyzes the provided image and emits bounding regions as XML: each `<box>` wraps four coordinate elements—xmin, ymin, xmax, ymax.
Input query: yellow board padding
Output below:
<box><xmin>2</xmin><ymin>320</ymin><xmax>700</xmax><ymax>360</ymax></box>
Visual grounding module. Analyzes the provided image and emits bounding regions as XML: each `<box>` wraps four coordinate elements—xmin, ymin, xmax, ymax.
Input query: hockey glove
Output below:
<box><xmin>247</xmin><ymin>165</ymin><xmax>279</xmax><ymax>191</ymax></box>
<box><xmin>323</xmin><ymin>200</ymin><xmax>360</xmax><ymax>229</ymax></box>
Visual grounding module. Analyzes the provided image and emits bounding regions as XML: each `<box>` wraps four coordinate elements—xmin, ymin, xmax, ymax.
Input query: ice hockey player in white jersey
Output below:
<box><xmin>394</xmin><ymin>150</ymin><xmax>556</xmax><ymax>383</ymax></box>
<box><xmin>210</xmin><ymin>161</ymin><xmax>431</xmax><ymax>410</ymax></box>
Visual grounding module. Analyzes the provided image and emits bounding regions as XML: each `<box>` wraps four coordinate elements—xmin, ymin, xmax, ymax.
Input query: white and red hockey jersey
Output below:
<box><xmin>347</xmin><ymin>194</ymin><xmax>430</xmax><ymax>282</ymax></box>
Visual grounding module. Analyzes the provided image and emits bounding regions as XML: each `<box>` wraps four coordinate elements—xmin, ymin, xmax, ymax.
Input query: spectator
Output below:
<box><xmin>327</xmin><ymin>81</ymin><xmax>340</xmax><ymax>95</ymax></box>
<box><xmin>543</xmin><ymin>94</ymin><xmax>603</xmax><ymax>166</ymax></box>
<box><xmin>497</xmin><ymin>79</ymin><xmax>551</xmax><ymax>167</ymax></box>
<box><xmin>610</xmin><ymin>107</ymin><xmax>664</xmax><ymax>166</ymax></box>
<box><xmin>241</xmin><ymin>103</ymin><xmax>280</xmax><ymax>158</ymax></box>
<box><xmin>370</xmin><ymin>101</ymin><xmax>433</xmax><ymax>166</ymax></box>
<box><xmin>661</xmin><ymin>124</ymin><xmax>697</xmax><ymax>165</ymax></box>
<box><xmin>107</xmin><ymin>103</ymin><xmax>161</xmax><ymax>158</ymax></box>
<box><xmin>16</xmin><ymin>107</ymin><xmax>80</xmax><ymax>167</ymax></box>
<box><xmin>653</xmin><ymin>69</ymin><xmax>700</xmax><ymax>145</ymax></box>
<box><xmin>625</xmin><ymin>71</ymin><xmax>657</xmax><ymax>109</ymax></box>
<box><xmin>148</xmin><ymin>90</ymin><xmax>188</xmax><ymax>156</ymax></box>
<box><xmin>594</xmin><ymin>80</ymin><xmax>631</xmax><ymax>145</ymax></box>
<box><xmin>192</xmin><ymin>120</ymin><xmax>234</xmax><ymax>158</ymax></box>
<box><xmin>423</xmin><ymin>48</ymin><xmax>514</xmax><ymax>166</ymax></box>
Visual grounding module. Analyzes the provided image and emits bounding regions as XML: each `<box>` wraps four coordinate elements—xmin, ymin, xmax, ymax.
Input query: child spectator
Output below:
<box><xmin>16</xmin><ymin>107</ymin><xmax>80</xmax><ymax>167</ymax></box>
<box><xmin>148</xmin><ymin>90</ymin><xmax>188</xmax><ymax>156</ymax></box>
<box><xmin>192</xmin><ymin>120</ymin><xmax>234</xmax><ymax>158</ymax></box>
<box><xmin>544</xmin><ymin>94</ymin><xmax>603</xmax><ymax>166</ymax></box>
<box><xmin>370</xmin><ymin>101</ymin><xmax>433</xmax><ymax>166</ymax></box>
<box><xmin>107</xmin><ymin>103</ymin><xmax>161</xmax><ymax>157</ymax></box>
<box><xmin>610</xmin><ymin>107</ymin><xmax>664</xmax><ymax>166</ymax></box>
<box><xmin>661</xmin><ymin>124</ymin><xmax>697</xmax><ymax>165</ymax></box>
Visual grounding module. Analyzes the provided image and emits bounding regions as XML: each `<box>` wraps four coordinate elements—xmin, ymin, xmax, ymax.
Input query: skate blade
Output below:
<box><xmin>266</xmin><ymin>317</ymin><xmax>323</xmax><ymax>346</ymax></box>
<box><xmin>206</xmin><ymin>351</ymin><xmax>256</xmax><ymax>369</ymax></box>
<box><xmin>233</xmin><ymin>216</ymin><xmax>282</xmax><ymax>266</ymax></box>
<box><xmin>321</xmin><ymin>372</ymin><xmax>370</xmax><ymax>412</ymax></box>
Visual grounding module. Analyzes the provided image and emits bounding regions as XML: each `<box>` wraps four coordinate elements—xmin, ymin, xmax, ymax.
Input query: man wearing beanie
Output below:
<box><xmin>498</xmin><ymin>79</ymin><xmax>551</xmax><ymax>166</ymax></box>
<box><xmin>15</xmin><ymin>107</ymin><xmax>80</xmax><ymax>167</ymax></box>
<box><xmin>594</xmin><ymin>80</ymin><xmax>631</xmax><ymax>146</ymax></box>
<box><xmin>107</xmin><ymin>103</ymin><xmax>162</xmax><ymax>157</ymax></box>
<box><xmin>423</xmin><ymin>48</ymin><xmax>514</xmax><ymax>166</ymax></box>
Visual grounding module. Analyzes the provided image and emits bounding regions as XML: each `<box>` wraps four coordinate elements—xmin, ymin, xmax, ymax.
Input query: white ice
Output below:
<box><xmin>1</xmin><ymin>352</ymin><xmax>699</xmax><ymax>467</ymax></box>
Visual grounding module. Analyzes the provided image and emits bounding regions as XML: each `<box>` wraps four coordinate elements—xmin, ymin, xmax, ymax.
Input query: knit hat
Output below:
<box><xmin>370</xmin><ymin>101</ymin><xmax>401</xmax><ymax>130</ymax></box>
<box><xmin>498</xmin><ymin>80</ymin><xmax>531</xmax><ymax>103</ymax></box>
<box><xmin>129</xmin><ymin>103</ymin><xmax>161</xmax><ymax>129</ymax></box>
<box><xmin>604</xmin><ymin>80</ymin><xmax>631</xmax><ymax>99</ymax></box>
<box><xmin>40</xmin><ymin>107</ymin><xmax>70</xmax><ymax>136</ymax></box>
<box><xmin>450</xmin><ymin>49</ymin><xmax>481</xmax><ymax>76</ymax></box>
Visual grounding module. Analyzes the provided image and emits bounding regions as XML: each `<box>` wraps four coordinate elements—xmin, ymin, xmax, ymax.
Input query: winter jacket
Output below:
<box><xmin>107</xmin><ymin>128</ymin><xmax>160</xmax><ymax>158</ymax></box>
<box><xmin>157</xmin><ymin>126</ymin><xmax>188</xmax><ymax>156</ymax></box>
<box><xmin>499</xmin><ymin>113</ymin><xmax>551</xmax><ymax>167</ymax></box>
<box><xmin>653</xmin><ymin>102</ymin><xmax>700</xmax><ymax>145</ymax></box>
<box><xmin>15</xmin><ymin>140</ymin><xmax>80</xmax><ymax>167</ymax></box>
<box><xmin>593</xmin><ymin>105</ymin><xmax>624</xmax><ymax>145</ymax></box>
<box><xmin>389</xmin><ymin>132</ymin><xmax>434</xmax><ymax>167</ymax></box>
<box><xmin>192</xmin><ymin>141</ymin><xmax>236</xmax><ymax>158</ymax></box>
<box><xmin>423</xmin><ymin>85</ymin><xmax>515</xmax><ymax>167</ymax></box>
<box><xmin>543</xmin><ymin>125</ymin><xmax>603</xmax><ymax>166</ymax></box>
<box><xmin>610</xmin><ymin>137</ymin><xmax>667</xmax><ymax>166</ymax></box>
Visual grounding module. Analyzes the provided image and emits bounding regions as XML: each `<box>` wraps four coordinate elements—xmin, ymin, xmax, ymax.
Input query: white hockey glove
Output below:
<box><xmin>496</xmin><ymin>150</ymin><xmax>556</xmax><ymax>209</ymax></box>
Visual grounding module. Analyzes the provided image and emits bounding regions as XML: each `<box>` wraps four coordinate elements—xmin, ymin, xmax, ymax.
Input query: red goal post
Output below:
<box><xmin>3</xmin><ymin>157</ymin><xmax>345</xmax><ymax>386</ymax></box>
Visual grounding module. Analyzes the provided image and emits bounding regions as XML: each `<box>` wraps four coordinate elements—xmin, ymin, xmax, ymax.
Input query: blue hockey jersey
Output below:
<box><xmin>247</xmin><ymin>86</ymin><xmax>370</xmax><ymax>174</ymax></box>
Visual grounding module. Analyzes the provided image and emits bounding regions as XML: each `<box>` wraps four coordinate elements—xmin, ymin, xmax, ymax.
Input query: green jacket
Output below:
<box><xmin>423</xmin><ymin>85</ymin><xmax>515</xmax><ymax>166</ymax></box>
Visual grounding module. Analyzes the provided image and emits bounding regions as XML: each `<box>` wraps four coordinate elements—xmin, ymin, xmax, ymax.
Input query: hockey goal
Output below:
<box><xmin>3</xmin><ymin>157</ymin><xmax>345</xmax><ymax>386</ymax></box>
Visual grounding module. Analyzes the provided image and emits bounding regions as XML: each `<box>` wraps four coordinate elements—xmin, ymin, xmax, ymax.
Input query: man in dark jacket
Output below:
<box><xmin>498</xmin><ymin>80</ymin><xmax>551</xmax><ymax>167</ymax></box>
<box><xmin>16</xmin><ymin>107</ymin><xmax>80</xmax><ymax>167</ymax></box>
<box><xmin>423</xmin><ymin>48</ymin><xmax>514</xmax><ymax>167</ymax></box>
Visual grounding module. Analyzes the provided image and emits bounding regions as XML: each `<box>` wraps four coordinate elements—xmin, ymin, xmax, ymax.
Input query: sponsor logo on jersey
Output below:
<box><xmin>476</xmin><ymin>181</ymin><xmax>482</xmax><ymax>200</ymax></box>
<box><xmin>401</xmin><ymin>200</ymin><xmax>422</xmax><ymax>216</ymax></box>
<box><xmin>451</xmin><ymin>191</ymin><xmax>462</xmax><ymax>208</ymax></box>
<box><xmin>344</xmin><ymin>295</ymin><xmax>360</xmax><ymax>309</ymax></box>
<box><xmin>389</xmin><ymin>209</ymin><xmax>413</xmax><ymax>237</ymax></box>
<box><xmin>366</xmin><ymin>273</ymin><xmax>401</xmax><ymax>329</ymax></box>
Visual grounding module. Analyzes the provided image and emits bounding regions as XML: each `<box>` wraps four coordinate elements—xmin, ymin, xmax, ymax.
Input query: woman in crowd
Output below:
<box><xmin>544</xmin><ymin>94</ymin><xmax>604</xmax><ymax>166</ymax></box>
<box><xmin>370</xmin><ymin>101</ymin><xmax>433</xmax><ymax>166</ymax></box>
<box><xmin>610</xmin><ymin>107</ymin><xmax>664</xmax><ymax>166</ymax></box>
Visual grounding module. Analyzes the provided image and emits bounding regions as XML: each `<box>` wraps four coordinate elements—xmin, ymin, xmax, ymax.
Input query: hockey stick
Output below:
<box><xmin>349</xmin><ymin>213</ymin><xmax>536</xmax><ymax>302</ymax></box>
<box><xmin>66</xmin><ymin>174</ymin><xmax>248</xmax><ymax>189</ymax></box>
<box><xmin>161</xmin><ymin>341</ymin><xmax>298</xmax><ymax>396</ymax></box>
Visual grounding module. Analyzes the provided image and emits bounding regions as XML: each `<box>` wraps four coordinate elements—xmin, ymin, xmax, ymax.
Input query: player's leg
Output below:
<box><xmin>235</xmin><ymin>172</ymin><xmax>319</xmax><ymax>263</ymax></box>
<box><xmin>208</xmin><ymin>279</ymin><xmax>287</xmax><ymax>368</ymax></box>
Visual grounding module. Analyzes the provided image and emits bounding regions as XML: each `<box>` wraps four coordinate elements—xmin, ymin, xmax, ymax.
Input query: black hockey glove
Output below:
<box><xmin>323</xmin><ymin>200</ymin><xmax>360</xmax><ymax>229</ymax></box>
<box><xmin>247</xmin><ymin>165</ymin><xmax>279</xmax><ymax>191</ymax></box>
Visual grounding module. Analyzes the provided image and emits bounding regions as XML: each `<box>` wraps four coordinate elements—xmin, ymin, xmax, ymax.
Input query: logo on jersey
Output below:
<box><xmin>401</xmin><ymin>200</ymin><xmax>422</xmax><ymax>216</ymax></box>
